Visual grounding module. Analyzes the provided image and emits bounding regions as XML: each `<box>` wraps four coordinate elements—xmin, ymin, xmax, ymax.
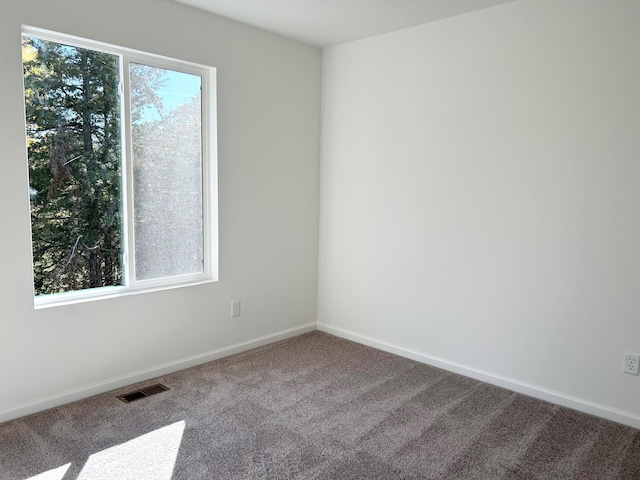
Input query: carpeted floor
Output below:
<box><xmin>1</xmin><ymin>331</ymin><xmax>640</xmax><ymax>479</ymax></box>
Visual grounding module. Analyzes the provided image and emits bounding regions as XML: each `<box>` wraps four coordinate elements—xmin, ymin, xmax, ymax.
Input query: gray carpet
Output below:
<box><xmin>1</xmin><ymin>331</ymin><xmax>640</xmax><ymax>479</ymax></box>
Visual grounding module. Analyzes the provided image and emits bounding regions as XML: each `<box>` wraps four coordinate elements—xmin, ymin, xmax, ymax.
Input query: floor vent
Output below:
<box><xmin>117</xmin><ymin>383</ymin><xmax>170</xmax><ymax>403</ymax></box>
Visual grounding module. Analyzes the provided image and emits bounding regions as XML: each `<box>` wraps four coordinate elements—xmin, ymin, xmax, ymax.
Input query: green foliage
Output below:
<box><xmin>23</xmin><ymin>37</ymin><xmax>122</xmax><ymax>295</ymax></box>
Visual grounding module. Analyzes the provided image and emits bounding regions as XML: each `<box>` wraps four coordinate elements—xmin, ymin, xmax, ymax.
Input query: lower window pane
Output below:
<box><xmin>130</xmin><ymin>63</ymin><xmax>204</xmax><ymax>280</ymax></box>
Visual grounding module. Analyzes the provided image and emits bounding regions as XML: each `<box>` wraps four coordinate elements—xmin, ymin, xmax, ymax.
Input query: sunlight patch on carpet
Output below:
<box><xmin>24</xmin><ymin>463</ymin><xmax>71</xmax><ymax>480</ymax></box>
<box><xmin>75</xmin><ymin>420</ymin><xmax>185</xmax><ymax>480</ymax></box>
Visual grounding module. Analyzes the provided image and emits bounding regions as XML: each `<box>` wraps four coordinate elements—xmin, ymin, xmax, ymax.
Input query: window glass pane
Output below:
<box><xmin>23</xmin><ymin>36</ymin><xmax>123</xmax><ymax>296</ymax></box>
<box><xmin>130</xmin><ymin>64</ymin><xmax>204</xmax><ymax>280</ymax></box>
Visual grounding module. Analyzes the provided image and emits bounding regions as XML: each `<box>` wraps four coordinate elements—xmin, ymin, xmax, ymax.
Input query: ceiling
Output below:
<box><xmin>171</xmin><ymin>0</ymin><xmax>518</xmax><ymax>47</ymax></box>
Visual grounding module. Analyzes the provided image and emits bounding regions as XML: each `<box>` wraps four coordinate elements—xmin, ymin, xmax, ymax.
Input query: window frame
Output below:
<box><xmin>22</xmin><ymin>26</ymin><xmax>218</xmax><ymax>309</ymax></box>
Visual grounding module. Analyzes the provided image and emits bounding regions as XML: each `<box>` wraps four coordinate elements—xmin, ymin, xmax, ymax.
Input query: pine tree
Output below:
<box><xmin>23</xmin><ymin>37</ymin><xmax>122</xmax><ymax>295</ymax></box>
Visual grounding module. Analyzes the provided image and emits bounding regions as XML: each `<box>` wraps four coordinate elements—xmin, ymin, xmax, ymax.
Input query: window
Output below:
<box><xmin>22</xmin><ymin>27</ymin><xmax>217</xmax><ymax>307</ymax></box>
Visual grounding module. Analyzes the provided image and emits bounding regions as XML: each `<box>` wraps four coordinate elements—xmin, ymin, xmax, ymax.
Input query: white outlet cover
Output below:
<box><xmin>231</xmin><ymin>300</ymin><xmax>241</xmax><ymax>317</ymax></box>
<box><xmin>623</xmin><ymin>353</ymin><xmax>640</xmax><ymax>376</ymax></box>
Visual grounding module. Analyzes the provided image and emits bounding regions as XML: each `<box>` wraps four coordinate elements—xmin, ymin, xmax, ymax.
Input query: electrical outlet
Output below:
<box><xmin>231</xmin><ymin>300</ymin><xmax>241</xmax><ymax>318</ymax></box>
<box><xmin>623</xmin><ymin>353</ymin><xmax>640</xmax><ymax>376</ymax></box>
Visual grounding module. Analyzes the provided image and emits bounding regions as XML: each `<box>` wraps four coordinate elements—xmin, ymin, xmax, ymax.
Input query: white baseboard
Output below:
<box><xmin>6</xmin><ymin>321</ymin><xmax>640</xmax><ymax>430</ymax></box>
<box><xmin>317</xmin><ymin>322</ymin><xmax>640</xmax><ymax>430</ymax></box>
<box><xmin>0</xmin><ymin>323</ymin><xmax>316</xmax><ymax>424</ymax></box>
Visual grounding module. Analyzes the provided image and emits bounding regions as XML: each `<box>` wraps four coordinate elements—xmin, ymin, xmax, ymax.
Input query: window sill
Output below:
<box><xmin>34</xmin><ymin>276</ymin><xmax>217</xmax><ymax>310</ymax></box>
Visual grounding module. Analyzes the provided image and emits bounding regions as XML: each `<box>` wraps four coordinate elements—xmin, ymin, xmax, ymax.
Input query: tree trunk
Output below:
<box><xmin>81</xmin><ymin>53</ymin><xmax>103</xmax><ymax>289</ymax></box>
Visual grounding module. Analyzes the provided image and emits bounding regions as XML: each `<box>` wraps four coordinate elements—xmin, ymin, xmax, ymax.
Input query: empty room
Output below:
<box><xmin>1</xmin><ymin>0</ymin><xmax>639</xmax><ymax>478</ymax></box>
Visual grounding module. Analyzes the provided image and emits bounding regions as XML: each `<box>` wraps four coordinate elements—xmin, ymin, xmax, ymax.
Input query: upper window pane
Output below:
<box><xmin>129</xmin><ymin>64</ymin><xmax>204</xmax><ymax>280</ymax></box>
<box><xmin>22</xmin><ymin>36</ymin><xmax>123</xmax><ymax>296</ymax></box>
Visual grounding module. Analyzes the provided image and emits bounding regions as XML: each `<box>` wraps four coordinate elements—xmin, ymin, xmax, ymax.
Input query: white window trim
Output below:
<box><xmin>23</xmin><ymin>26</ymin><xmax>219</xmax><ymax>309</ymax></box>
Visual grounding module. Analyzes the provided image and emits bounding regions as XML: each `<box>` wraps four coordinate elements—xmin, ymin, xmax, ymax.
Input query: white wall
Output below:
<box><xmin>319</xmin><ymin>0</ymin><xmax>640</xmax><ymax>425</ymax></box>
<box><xmin>0</xmin><ymin>0</ymin><xmax>320</xmax><ymax>421</ymax></box>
